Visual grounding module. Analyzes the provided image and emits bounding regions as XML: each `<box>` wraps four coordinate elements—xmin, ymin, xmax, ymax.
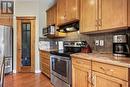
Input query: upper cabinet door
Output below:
<box><xmin>66</xmin><ymin>0</ymin><xmax>80</xmax><ymax>22</ymax></box>
<box><xmin>47</xmin><ymin>9</ymin><xmax>51</xmax><ymax>26</ymax></box>
<box><xmin>99</xmin><ymin>0</ymin><xmax>127</xmax><ymax>30</ymax></box>
<box><xmin>0</xmin><ymin>15</ymin><xmax>13</xmax><ymax>26</ymax></box>
<box><xmin>57</xmin><ymin>0</ymin><xmax>66</xmax><ymax>25</ymax></box>
<box><xmin>46</xmin><ymin>4</ymin><xmax>57</xmax><ymax>26</ymax></box>
<box><xmin>53</xmin><ymin>4</ymin><xmax>57</xmax><ymax>26</ymax></box>
<box><xmin>128</xmin><ymin>0</ymin><xmax>130</xmax><ymax>27</ymax></box>
<box><xmin>80</xmin><ymin>0</ymin><xmax>98</xmax><ymax>33</ymax></box>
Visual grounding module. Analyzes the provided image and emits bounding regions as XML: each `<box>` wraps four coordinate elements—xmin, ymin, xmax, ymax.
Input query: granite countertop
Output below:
<box><xmin>39</xmin><ymin>49</ymin><xmax>58</xmax><ymax>52</ymax></box>
<box><xmin>71</xmin><ymin>53</ymin><xmax>130</xmax><ymax>68</ymax></box>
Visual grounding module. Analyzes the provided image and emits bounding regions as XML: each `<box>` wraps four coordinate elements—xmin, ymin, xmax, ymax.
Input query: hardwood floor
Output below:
<box><xmin>4</xmin><ymin>73</ymin><xmax>54</xmax><ymax>87</ymax></box>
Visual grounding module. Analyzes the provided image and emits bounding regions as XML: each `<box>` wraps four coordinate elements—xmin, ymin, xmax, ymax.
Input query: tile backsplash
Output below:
<box><xmin>40</xmin><ymin>29</ymin><xmax>130</xmax><ymax>53</ymax></box>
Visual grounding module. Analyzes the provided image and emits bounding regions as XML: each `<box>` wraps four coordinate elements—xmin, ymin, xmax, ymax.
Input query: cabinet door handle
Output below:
<box><xmin>76</xmin><ymin>60</ymin><xmax>83</xmax><ymax>64</ymax></box>
<box><xmin>95</xmin><ymin>19</ymin><xmax>98</xmax><ymax>26</ymax></box>
<box><xmin>88</xmin><ymin>71</ymin><xmax>91</xmax><ymax>84</ymax></box>
<box><xmin>100</xmin><ymin>66</ymin><xmax>106</xmax><ymax>71</ymax></box>
<box><xmin>100</xmin><ymin>67</ymin><xmax>114</xmax><ymax>73</ymax></box>
<box><xmin>98</xmin><ymin>19</ymin><xmax>102</xmax><ymax>26</ymax></box>
<box><xmin>92</xmin><ymin>75</ymin><xmax>96</xmax><ymax>87</ymax></box>
<box><xmin>109</xmin><ymin>69</ymin><xmax>114</xmax><ymax>72</ymax></box>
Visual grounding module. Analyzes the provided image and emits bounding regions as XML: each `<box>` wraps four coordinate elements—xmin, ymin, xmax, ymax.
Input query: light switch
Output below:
<box><xmin>95</xmin><ymin>40</ymin><xmax>99</xmax><ymax>46</ymax></box>
<box><xmin>100</xmin><ymin>40</ymin><xmax>104</xmax><ymax>46</ymax></box>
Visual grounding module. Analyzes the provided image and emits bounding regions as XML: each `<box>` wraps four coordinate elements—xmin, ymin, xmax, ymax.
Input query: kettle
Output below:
<box><xmin>81</xmin><ymin>44</ymin><xmax>92</xmax><ymax>53</ymax></box>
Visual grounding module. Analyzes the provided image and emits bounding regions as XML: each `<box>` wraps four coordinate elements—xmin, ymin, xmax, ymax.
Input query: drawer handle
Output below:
<box><xmin>88</xmin><ymin>71</ymin><xmax>91</xmax><ymax>84</ymax></box>
<box><xmin>100</xmin><ymin>67</ymin><xmax>106</xmax><ymax>71</ymax></box>
<box><xmin>100</xmin><ymin>67</ymin><xmax>114</xmax><ymax>73</ymax></box>
<box><xmin>109</xmin><ymin>69</ymin><xmax>114</xmax><ymax>72</ymax></box>
<box><xmin>92</xmin><ymin>75</ymin><xmax>96</xmax><ymax>87</ymax></box>
<box><xmin>76</xmin><ymin>60</ymin><xmax>84</xmax><ymax>64</ymax></box>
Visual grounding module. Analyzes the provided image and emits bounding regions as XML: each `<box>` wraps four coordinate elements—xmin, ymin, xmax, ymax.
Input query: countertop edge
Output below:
<box><xmin>71</xmin><ymin>53</ymin><xmax>130</xmax><ymax>68</ymax></box>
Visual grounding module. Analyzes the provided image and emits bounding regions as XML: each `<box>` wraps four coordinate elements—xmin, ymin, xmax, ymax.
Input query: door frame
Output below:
<box><xmin>16</xmin><ymin>16</ymin><xmax>36</xmax><ymax>73</ymax></box>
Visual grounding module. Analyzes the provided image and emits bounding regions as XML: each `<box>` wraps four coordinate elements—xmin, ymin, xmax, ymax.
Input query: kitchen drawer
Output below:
<box><xmin>40</xmin><ymin>51</ymin><xmax>50</xmax><ymax>59</ymax></box>
<box><xmin>40</xmin><ymin>62</ymin><xmax>50</xmax><ymax>70</ymax></box>
<box><xmin>40</xmin><ymin>57</ymin><xmax>50</xmax><ymax>66</ymax></box>
<box><xmin>40</xmin><ymin>63</ymin><xmax>50</xmax><ymax>78</ymax></box>
<box><xmin>92</xmin><ymin>61</ymin><xmax>128</xmax><ymax>81</ymax></box>
<box><xmin>72</xmin><ymin>57</ymin><xmax>91</xmax><ymax>69</ymax></box>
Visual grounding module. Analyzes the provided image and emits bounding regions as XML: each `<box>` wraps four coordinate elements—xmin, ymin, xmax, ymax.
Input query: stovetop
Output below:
<box><xmin>50</xmin><ymin>41</ymin><xmax>87</xmax><ymax>57</ymax></box>
<box><xmin>50</xmin><ymin>50</ymin><xmax>78</xmax><ymax>57</ymax></box>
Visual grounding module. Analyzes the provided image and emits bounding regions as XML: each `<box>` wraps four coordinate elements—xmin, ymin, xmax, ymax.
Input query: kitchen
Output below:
<box><xmin>0</xmin><ymin>0</ymin><xmax>130</xmax><ymax>87</ymax></box>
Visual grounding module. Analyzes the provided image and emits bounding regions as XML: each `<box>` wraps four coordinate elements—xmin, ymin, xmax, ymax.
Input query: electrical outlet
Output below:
<box><xmin>95</xmin><ymin>40</ymin><xmax>100</xmax><ymax>46</ymax></box>
<box><xmin>100</xmin><ymin>40</ymin><xmax>104</xmax><ymax>46</ymax></box>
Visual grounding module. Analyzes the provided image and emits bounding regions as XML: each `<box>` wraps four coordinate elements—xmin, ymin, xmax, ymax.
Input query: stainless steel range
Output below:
<box><xmin>50</xmin><ymin>41</ymin><xmax>87</xmax><ymax>87</ymax></box>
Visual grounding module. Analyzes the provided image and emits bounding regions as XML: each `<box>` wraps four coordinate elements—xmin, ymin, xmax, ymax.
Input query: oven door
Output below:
<box><xmin>50</xmin><ymin>55</ymin><xmax>71</xmax><ymax>84</ymax></box>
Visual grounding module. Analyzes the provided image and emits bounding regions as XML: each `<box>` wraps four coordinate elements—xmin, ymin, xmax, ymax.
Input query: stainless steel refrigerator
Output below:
<box><xmin>0</xmin><ymin>25</ymin><xmax>13</xmax><ymax>74</ymax></box>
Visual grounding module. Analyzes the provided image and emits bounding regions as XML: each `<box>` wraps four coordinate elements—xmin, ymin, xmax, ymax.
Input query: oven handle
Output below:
<box><xmin>52</xmin><ymin>58</ymin><xmax>55</xmax><ymax>70</ymax></box>
<box><xmin>51</xmin><ymin>55</ymin><xmax>70</xmax><ymax>62</ymax></box>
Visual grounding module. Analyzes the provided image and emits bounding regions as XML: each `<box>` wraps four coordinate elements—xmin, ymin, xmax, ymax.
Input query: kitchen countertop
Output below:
<box><xmin>39</xmin><ymin>49</ymin><xmax>58</xmax><ymax>52</ymax></box>
<box><xmin>71</xmin><ymin>53</ymin><xmax>130</xmax><ymax>68</ymax></box>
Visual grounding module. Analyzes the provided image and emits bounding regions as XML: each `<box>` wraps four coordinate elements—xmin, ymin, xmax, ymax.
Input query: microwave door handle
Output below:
<box><xmin>67</xmin><ymin>60</ymin><xmax>71</xmax><ymax>83</ymax></box>
<box><xmin>67</xmin><ymin>61</ymin><xmax>69</xmax><ymax>77</ymax></box>
<box><xmin>126</xmin><ymin>45</ymin><xmax>130</xmax><ymax>54</ymax></box>
<box><xmin>52</xmin><ymin>58</ymin><xmax>55</xmax><ymax>70</ymax></box>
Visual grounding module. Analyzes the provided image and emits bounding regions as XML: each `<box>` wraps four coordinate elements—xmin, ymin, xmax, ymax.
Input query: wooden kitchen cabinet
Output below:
<box><xmin>72</xmin><ymin>57</ymin><xmax>129</xmax><ymax>87</ymax></box>
<box><xmin>40</xmin><ymin>50</ymin><xmax>50</xmax><ymax>78</ymax></box>
<box><xmin>57</xmin><ymin>0</ymin><xmax>66</xmax><ymax>25</ymax></box>
<box><xmin>92</xmin><ymin>71</ymin><xmax>128</xmax><ymax>87</ymax></box>
<box><xmin>57</xmin><ymin>0</ymin><xmax>79</xmax><ymax>26</ymax></box>
<box><xmin>92</xmin><ymin>61</ymin><xmax>128</xmax><ymax>81</ymax></box>
<box><xmin>72</xmin><ymin>57</ymin><xmax>91</xmax><ymax>87</ymax></box>
<box><xmin>80</xmin><ymin>0</ymin><xmax>129</xmax><ymax>33</ymax></box>
<box><xmin>0</xmin><ymin>15</ymin><xmax>13</xmax><ymax>26</ymax></box>
<box><xmin>66</xmin><ymin>0</ymin><xmax>79</xmax><ymax>23</ymax></box>
<box><xmin>46</xmin><ymin>4</ymin><xmax>57</xmax><ymax>26</ymax></box>
<box><xmin>46</xmin><ymin>9</ymin><xmax>52</xmax><ymax>26</ymax></box>
<box><xmin>128</xmin><ymin>0</ymin><xmax>130</xmax><ymax>26</ymax></box>
<box><xmin>46</xmin><ymin>4</ymin><xmax>66</xmax><ymax>38</ymax></box>
<box><xmin>80</xmin><ymin>0</ymin><xmax>98</xmax><ymax>33</ymax></box>
<box><xmin>99</xmin><ymin>0</ymin><xmax>127</xmax><ymax>30</ymax></box>
<box><xmin>72</xmin><ymin>65</ymin><xmax>91</xmax><ymax>87</ymax></box>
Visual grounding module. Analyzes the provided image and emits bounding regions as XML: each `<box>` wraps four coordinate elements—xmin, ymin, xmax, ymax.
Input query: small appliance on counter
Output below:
<box><xmin>50</xmin><ymin>41</ymin><xmax>87</xmax><ymax>87</ymax></box>
<box><xmin>113</xmin><ymin>35</ymin><xmax>130</xmax><ymax>57</ymax></box>
<box><xmin>81</xmin><ymin>43</ymin><xmax>92</xmax><ymax>53</ymax></box>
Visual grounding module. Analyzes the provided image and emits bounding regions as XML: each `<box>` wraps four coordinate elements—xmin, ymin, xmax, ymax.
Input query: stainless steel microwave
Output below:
<box><xmin>42</xmin><ymin>27</ymin><xmax>48</xmax><ymax>36</ymax></box>
<box><xmin>48</xmin><ymin>25</ymin><xmax>56</xmax><ymax>35</ymax></box>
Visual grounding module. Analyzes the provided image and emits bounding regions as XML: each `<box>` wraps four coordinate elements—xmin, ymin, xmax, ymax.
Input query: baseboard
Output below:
<box><xmin>13</xmin><ymin>70</ymin><xmax>41</xmax><ymax>73</ymax></box>
<box><xmin>35</xmin><ymin>70</ymin><xmax>41</xmax><ymax>73</ymax></box>
<box><xmin>13</xmin><ymin>70</ymin><xmax>17</xmax><ymax>73</ymax></box>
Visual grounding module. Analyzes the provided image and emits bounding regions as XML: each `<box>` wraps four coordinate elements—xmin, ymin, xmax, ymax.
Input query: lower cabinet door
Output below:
<box><xmin>72</xmin><ymin>65</ymin><xmax>91</xmax><ymax>87</ymax></box>
<box><xmin>92</xmin><ymin>71</ymin><xmax>128</xmax><ymax>87</ymax></box>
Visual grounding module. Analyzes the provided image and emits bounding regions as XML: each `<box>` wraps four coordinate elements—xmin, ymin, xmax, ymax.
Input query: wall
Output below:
<box><xmin>42</xmin><ymin>29</ymin><xmax>130</xmax><ymax>54</ymax></box>
<box><xmin>88</xmin><ymin>29</ymin><xmax>130</xmax><ymax>53</ymax></box>
<box><xmin>13</xmin><ymin>0</ymin><xmax>55</xmax><ymax>73</ymax></box>
<box><xmin>39</xmin><ymin>0</ymin><xmax>56</xmax><ymax>37</ymax></box>
<box><xmin>64</xmin><ymin>29</ymin><xmax>130</xmax><ymax>53</ymax></box>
